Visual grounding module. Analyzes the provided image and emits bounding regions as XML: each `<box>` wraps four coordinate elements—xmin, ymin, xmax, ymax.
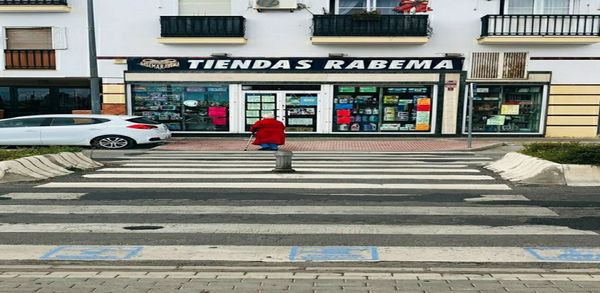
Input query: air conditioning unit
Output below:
<box><xmin>254</xmin><ymin>0</ymin><xmax>298</xmax><ymax>11</ymax></box>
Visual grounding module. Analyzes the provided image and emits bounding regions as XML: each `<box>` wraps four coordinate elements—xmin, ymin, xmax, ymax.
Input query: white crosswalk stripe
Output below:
<box><xmin>1</xmin><ymin>151</ymin><xmax>597</xmax><ymax>264</ymax></box>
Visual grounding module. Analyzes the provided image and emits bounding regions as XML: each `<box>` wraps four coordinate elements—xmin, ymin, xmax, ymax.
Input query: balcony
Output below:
<box><xmin>4</xmin><ymin>49</ymin><xmax>56</xmax><ymax>70</ymax></box>
<box><xmin>311</xmin><ymin>14</ymin><xmax>429</xmax><ymax>44</ymax></box>
<box><xmin>479</xmin><ymin>14</ymin><xmax>600</xmax><ymax>44</ymax></box>
<box><xmin>0</xmin><ymin>0</ymin><xmax>70</xmax><ymax>12</ymax></box>
<box><xmin>158</xmin><ymin>16</ymin><xmax>246</xmax><ymax>45</ymax></box>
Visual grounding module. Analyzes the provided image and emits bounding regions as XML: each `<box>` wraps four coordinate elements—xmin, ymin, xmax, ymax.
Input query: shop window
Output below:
<box><xmin>333</xmin><ymin>86</ymin><xmax>433</xmax><ymax>133</ymax></box>
<box><xmin>131</xmin><ymin>83</ymin><xmax>229</xmax><ymax>132</ymax></box>
<box><xmin>469</xmin><ymin>85</ymin><xmax>544</xmax><ymax>133</ymax></box>
<box><xmin>5</xmin><ymin>27</ymin><xmax>55</xmax><ymax>70</ymax></box>
<box><xmin>58</xmin><ymin>88</ymin><xmax>91</xmax><ymax>112</ymax></box>
<box><xmin>0</xmin><ymin>87</ymin><xmax>9</xmax><ymax>118</ymax></box>
<box><xmin>179</xmin><ymin>0</ymin><xmax>231</xmax><ymax>15</ymax></box>
<box><xmin>17</xmin><ymin>88</ymin><xmax>51</xmax><ymax>117</ymax></box>
<box><xmin>505</xmin><ymin>0</ymin><xmax>571</xmax><ymax>14</ymax></box>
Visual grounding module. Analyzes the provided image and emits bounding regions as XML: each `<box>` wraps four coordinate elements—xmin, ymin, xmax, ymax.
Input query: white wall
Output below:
<box><xmin>89</xmin><ymin>0</ymin><xmax>600</xmax><ymax>83</ymax></box>
<box><xmin>0</xmin><ymin>1</ymin><xmax>90</xmax><ymax>78</ymax></box>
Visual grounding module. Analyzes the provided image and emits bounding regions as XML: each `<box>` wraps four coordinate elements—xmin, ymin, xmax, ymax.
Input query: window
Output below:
<box><xmin>179</xmin><ymin>0</ymin><xmax>231</xmax><ymax>15</ymax></box>
<box><xmin>333</xmin><ymin>86</ymin><xmax>433</xmax><ymax>132</ymax></box>
<box><xmin>131</xmin><ymin>83</ymin><xmax>230</xmax><ymax>132</ymax></box>
<box><xmin>0</xmin><ymin>118</ymin><xmax>47</xmax><ymax>128</ymax></box>
<box><xmin>505</xmin><ymin>0</ymin><xmax>571</xmax><ymax>14</ymax></box>
<box><xmin>468</xmin><ymin>85</ymin><xmax>544</xmax><ymax>133</ymax></box>
<box><xmin>5</xmin><ymin>27</ymin><xmax>55</xmax><ymax>70</ymax></box>
<box><xmin>17</xmin><ymin>88</ymin><xmax>50</xmax><ymax>116</ymax></box>
<box><xmin>50</xmin><ymin>118</ymin><xmax>108</xmax><ymax>126</ymax></box>
<box><xmin>0</xmin><ymin>87</ymin><xmax>9</xmax><ymax>116</ymax></box>
<box><xmin>58</xmin><ymin>88</ymin><xmax>91</xmax><ymax>112</ymax></box>
<box><xmin>338</xmin><ymin>0</ymin><xmax>399</xmax><ymax>14</ymax></box>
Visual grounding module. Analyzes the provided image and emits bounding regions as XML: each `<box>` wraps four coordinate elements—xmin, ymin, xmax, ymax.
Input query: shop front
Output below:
<box><xmin>125</xmin><ymin>57</ymin><xmax>464</xmax><ymax>135</ymax></box>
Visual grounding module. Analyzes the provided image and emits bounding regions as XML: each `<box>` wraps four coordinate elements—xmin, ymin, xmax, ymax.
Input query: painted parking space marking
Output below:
<box><xmin>0</xmin><ymin>205</ymin><xmax>559</xmax><ymax>216</ymax></box>
<box><xmin>0</xmin><ymin>245</ymin><xmax>596</xmax><ymax>263</ymax></box>
<box><xmin>465</xmin><ymin>195</ymin><xmax>530</xmax><ymax>202</ymax></box>
<box><xmin>40</xmin><ymin>246</ymin><xmax>143</xmax><ymax>261</ymax></box>
<box><xmin>289</xmin><ymin>246</ymin><xmax>379</xmax><ymax>262</ymax></box>
<box><xmin>0</xmin><ymin>193</ymin><xmax>86</xmax><ymax>200</ymax></box>
<box><xmin>37</xmin><ymin>182</ymin><xmax>512</xmax><ymax>190</ymax></box>
<box><xmin>526</xmin><ymin>247</ymin><xmax>600</xmax><ymax>262</ymax></box>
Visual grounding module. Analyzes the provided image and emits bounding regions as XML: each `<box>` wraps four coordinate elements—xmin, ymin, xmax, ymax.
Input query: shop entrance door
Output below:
<box><xmin>244</xmin><ymin>91</ymin><xmax>319</xmax><ymax>132</ymax></box>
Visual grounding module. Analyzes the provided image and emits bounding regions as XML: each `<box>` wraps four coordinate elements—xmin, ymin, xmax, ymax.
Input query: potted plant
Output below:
<box><xmin>352</xmin><ymin>9</ymin><xmax>382</xmax><ymax>21</ymax></box>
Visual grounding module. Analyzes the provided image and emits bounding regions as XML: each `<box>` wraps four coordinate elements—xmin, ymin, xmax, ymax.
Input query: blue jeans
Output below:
<box><xmin>260</xmin><ymin>144</ymin><xmax>279</xmax><ymax>150</ymax></box>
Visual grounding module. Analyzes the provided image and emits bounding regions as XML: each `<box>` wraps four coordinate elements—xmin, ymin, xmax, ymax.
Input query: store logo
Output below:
<box><xmin>139</xmin><ymin>59</ymin><xmax>180</xmax><ymax>70</ymax></box>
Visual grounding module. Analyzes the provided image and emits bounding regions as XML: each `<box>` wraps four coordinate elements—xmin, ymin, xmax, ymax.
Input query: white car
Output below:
<box><xmin>0</xmin><ymin>114</ymin><xmax>171</xmax><ymax>149</ymax></box>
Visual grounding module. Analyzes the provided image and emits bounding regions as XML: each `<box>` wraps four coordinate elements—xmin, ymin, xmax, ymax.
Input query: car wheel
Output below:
<box><xmin>92</xmin><ymin>135</ymin><xmax>135</xmax><ymax>150</ymax></box>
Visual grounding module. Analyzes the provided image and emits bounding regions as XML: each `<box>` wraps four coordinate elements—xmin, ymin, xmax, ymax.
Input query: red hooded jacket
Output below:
<box><xmin>250</xmin><ymin>118</ymin><xmax>286</xmax><ymax>145</ymax></box>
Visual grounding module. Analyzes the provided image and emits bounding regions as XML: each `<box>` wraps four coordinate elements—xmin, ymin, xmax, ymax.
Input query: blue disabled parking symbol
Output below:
<box><xmin>289</xmin><ymin>246</ymin><xmax>379</xmax><ymax>262</ymax></box>
<box><xmin>526</xmin><ymin>247</ymin><xmax>600</xmax><ymax>262</ymax></box>
<box><xmin>40</xmin><ymin>246</ymin><xmax>143</xmax><ymax>261</ymax></box>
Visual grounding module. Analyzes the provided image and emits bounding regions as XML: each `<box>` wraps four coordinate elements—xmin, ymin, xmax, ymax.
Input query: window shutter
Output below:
<box><xmin>178</xmin><ymin>0</ymin><xmax>231</xmax><ymax>15</ymax></box>
<box><xmin>470</xmin><ymin>52</ymin><xmax>501</xmax><ymax>79</ymax></box>
<box><xmin>471</xmin><ymin>52</ymin><xmax>528</xmax><ymax>79</ymax></box>
<box><xmin>6</xmin><ymin>28</ymin><xmax>52</xmax><ymax>49</ymax></box>
<box><xmin>52</xmin><ymin>27</ymin><xmax>68</xmax><ymax>50</ymax></box>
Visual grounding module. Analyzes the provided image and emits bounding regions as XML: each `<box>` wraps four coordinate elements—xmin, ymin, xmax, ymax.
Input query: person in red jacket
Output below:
<box><xmin>250</xmin><ymin>113</ymin><xmax>286</xmax><ymax>151</ymax></box>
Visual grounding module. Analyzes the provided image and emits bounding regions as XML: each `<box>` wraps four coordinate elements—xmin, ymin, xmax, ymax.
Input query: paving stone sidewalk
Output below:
<box><xmin>2</xmin><ymin>268</ymin><xmax>600</xmax><ymax>293</ymax></box>
<box><xmin>156</xmin><ymin>138</ymin><xmax>501</xmax><ymax>152</ymax></box>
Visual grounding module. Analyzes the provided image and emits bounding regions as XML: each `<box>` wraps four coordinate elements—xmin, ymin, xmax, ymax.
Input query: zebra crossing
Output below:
<box><xmin>0</xmin><ymin>150</ymin><xmax>599</xmax><ymax>264</ymax></box>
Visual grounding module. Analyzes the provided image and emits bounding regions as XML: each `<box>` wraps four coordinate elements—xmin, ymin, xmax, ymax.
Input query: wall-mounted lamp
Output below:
<box><xmin>210</xmin><ymin>53</ymin><xmax>231</xmax><ymax>58</ymax></box>
<box><xmin>444</xmin><ymin>53</ymin><xmax>464</xmax><ymax>57</ymax></box>
<box><xmin>328</xmin><ymin>53</ymin><xmax>347</xmax><ymax>58</ymax></box>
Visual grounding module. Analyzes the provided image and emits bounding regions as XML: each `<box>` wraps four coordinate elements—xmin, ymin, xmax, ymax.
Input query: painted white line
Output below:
<box><xmin>37</xmin><ymin>182</ymin><xmax>512</xmax><ymax>190</ymax></box>
<box><xmin>465</xmin><ymin>195</ymin><xmax>531</xmax><ymax>202</ymax></box>
<box><xmin>104</xmin><ymin>167</ymin><xmax>481</xmax><ymax>173</ymax></box>
<box><xmin>0</xmin><ymin>245</ymin><xmax>598</xmax><ymax>263</ymax></box>
<box><xmin>120</xmin><ymin>163</ymin><xmax>473</xmax><ymax>168</ymax></box>
<box><xmin>83</xmin><ymin>173</ymin><xmax>495</xmax><ymax>181</ymax></box>
<box><xmin>0</xmin><ymin>205</ymin><xmax>558</xmax><ymax>216</ymax></box>
<box><xmin>113</xmin><ymin>160</ymin><xmax>493</xmax><ymax>165</ymax></box>
<box><xmin>0</xmin><ymin>223</ymin><xmax>588</xmax><ymax>235</ymax></box>
<box><xmin>124</xmin><ymin>156</ymin><xmax>491</xmax><ymax>161</ymax></box>
<box><xmin>142</xmin><ymin>153</ymin><xmax>442</xmax><ymax>157</ymax></box>
<box><xmin>0</xmin><ymin>193</ymin><xmax>86</xmax><ymax>200</ymax></box>
<box><xmin>326</xmin><ymin>193</ymin><xmax>415</xmax><ymax>197</ymax></box>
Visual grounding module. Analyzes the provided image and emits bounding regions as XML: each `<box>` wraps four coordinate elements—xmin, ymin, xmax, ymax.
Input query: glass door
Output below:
<box><xmin>244</xmin><ymin>91</ymin><xmax>319</xmax><ymax>132</ymax></box>
<box><xmin>244</xmin><ymin>92</ymin><xmax>277</xmax><ymax>131</ymax></box>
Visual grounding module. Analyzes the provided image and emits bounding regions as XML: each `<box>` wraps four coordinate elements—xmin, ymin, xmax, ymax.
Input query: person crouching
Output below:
<box><xmin>250</xmin><ymin>113</ymin><xmax>286</xmax><ymax>151</ymax></box>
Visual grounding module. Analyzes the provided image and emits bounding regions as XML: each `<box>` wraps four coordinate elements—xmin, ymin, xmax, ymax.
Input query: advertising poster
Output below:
<box><xmin>501</xmin><ymin>104</ymin><xmax>520</xmax><ymax>115</ymax></box>
<box><xmin>415</xmin><ymin>98</ymin><xmax>431</xmax><ymax>130</ymax></box>
<box><xmin>487</xmin><ymin>115</ymin><xmax>506</xmax><ymax>126</ymax></box>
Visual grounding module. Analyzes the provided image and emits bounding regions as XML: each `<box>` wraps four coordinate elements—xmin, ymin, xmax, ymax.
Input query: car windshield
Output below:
<box><xmin>126</xmin><ymin>117</ymin><xmax>161</xmax><ymax>125</ymax></box>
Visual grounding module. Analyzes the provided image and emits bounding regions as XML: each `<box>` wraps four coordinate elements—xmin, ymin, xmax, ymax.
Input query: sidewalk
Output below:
<box><xmin>156</xmin><ymin>138</ymin><xmax>503</xmax><ymax>152</ymax></box>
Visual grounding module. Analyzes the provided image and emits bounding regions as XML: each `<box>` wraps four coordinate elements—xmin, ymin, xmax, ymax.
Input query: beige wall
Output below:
<box><xmin>545</xmin><ymin>85</ymin><xmax>600</xmax><ymax>138</ymax></box>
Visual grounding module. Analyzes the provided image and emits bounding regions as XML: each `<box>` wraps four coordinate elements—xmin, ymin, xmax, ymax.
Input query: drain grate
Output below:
<box><xmin>123</xmin><ymin>226</ymin><xmax>164</xmax><ymax>231</ymax></box>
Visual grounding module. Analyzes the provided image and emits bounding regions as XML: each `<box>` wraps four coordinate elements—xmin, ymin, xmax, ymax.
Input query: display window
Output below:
<box><xmin>469</xmin><ymin>85</ymin><xmax>544</xmax><ymax>133</ymax></box>
<box><xmin>332</xmin><ymin>85</ymin><xmax>433</xmax><ymax>133</ymax></box>
<box><xmin>244</xmin><ymin>91</ymin><xmax>319</xmax><ymax>132</ymax></box>
<box><xmin>131</xmin><ymin>83</ymin><xmax>229</xmax><ymax>131</ymax></box>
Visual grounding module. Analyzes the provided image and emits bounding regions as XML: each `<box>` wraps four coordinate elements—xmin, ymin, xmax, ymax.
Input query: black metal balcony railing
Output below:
<box><xmin>0</xmin><ymin>0</ymin><xmax>67</xmax><ymax>5</ymax></box>
<box><xmin>313</xmin><ymin>14</ymin><xmax>429</xmax><ymax>37</ymax></box>
<box><xmin>160</xmin><ymin>16</ymin><xmax>245</xmax><ymax>38</ymax></box>
<box><xmin>481</xmin><ymin>14</ymin><xmax>600</xmax><ymax>37</ymax></box>
<box><xmin>4</xmin><ymin>49</ymin><xmax>56</xmax><ymax>70</ymax></box>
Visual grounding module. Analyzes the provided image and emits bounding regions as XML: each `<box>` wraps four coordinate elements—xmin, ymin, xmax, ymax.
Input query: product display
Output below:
<box><xmin>132</xmin><ymin>83</ymin><xmax>229</xmax><ymax>131</ymax></box>
<box><xmin>471</xmin><ymin>85</ymin><xmax>542</xmax><ymax>133</ymax></box>
<box><xmin>245</xmin><ymin>94</ymin><xmax>277</xmax><ymax>131</ymax></box>
<box><xmin>285</xmin><ymin>93</ymin><xmax>317</xmax><ymax>132</ymax></box>
<box><xmin>333</xmin><ymin>86</ymin><xmax>432</xmax><ymax>132</ymax></box>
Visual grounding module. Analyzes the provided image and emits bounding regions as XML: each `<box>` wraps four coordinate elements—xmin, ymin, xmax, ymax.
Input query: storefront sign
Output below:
<box><xmin>128</xmin><ymin>57</ymin><xmax>463</xmax><ymax>72</ymax></box>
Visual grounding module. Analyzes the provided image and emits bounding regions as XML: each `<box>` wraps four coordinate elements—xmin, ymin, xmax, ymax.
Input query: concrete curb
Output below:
<box><xmin>486</xmin><ymin>152</ymin><xmax>600</xmax><ymax>186</ymax></box>
<box><xmin>0</xmin><ymin>152</ymin><xmax>102</xmax><ymax>183</ymax></box>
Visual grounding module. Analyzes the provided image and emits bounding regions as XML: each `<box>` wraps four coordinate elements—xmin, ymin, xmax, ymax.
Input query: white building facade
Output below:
<box><xmin>0</xmin><ymin>0</ymin><xmax>92</xmax><ymax>119</ymax></box>
<box><xmin>2</xmin><ymin>0</ymin><xmax>600</xmax><ymax>137</ymax></box>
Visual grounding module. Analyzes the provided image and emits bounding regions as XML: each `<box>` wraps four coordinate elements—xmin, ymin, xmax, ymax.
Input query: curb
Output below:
<box><xmin>459</xmin><ymin>142</ymin><xmax>506</xmax><ymax>152</ymax></box>
<box><xmin>486</xmin><ymin>152</ymin><xmax>600</xmax><ymax>186</ymax></box>
<box><xmin>0</xmin><ymin>152</ymin><xmax>103</xmax><ymax>183</ymax></box>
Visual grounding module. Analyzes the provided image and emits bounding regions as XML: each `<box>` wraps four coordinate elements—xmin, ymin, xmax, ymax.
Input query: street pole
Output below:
<box><xmin>467</xmin><ymin>83</ymin><xmax>474</xmax><ymax>149</ymax></box>
<box><xmin>87</xmin><ymin>0</ymin><xmax>101</xmax><ymax>114</ymax></box>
